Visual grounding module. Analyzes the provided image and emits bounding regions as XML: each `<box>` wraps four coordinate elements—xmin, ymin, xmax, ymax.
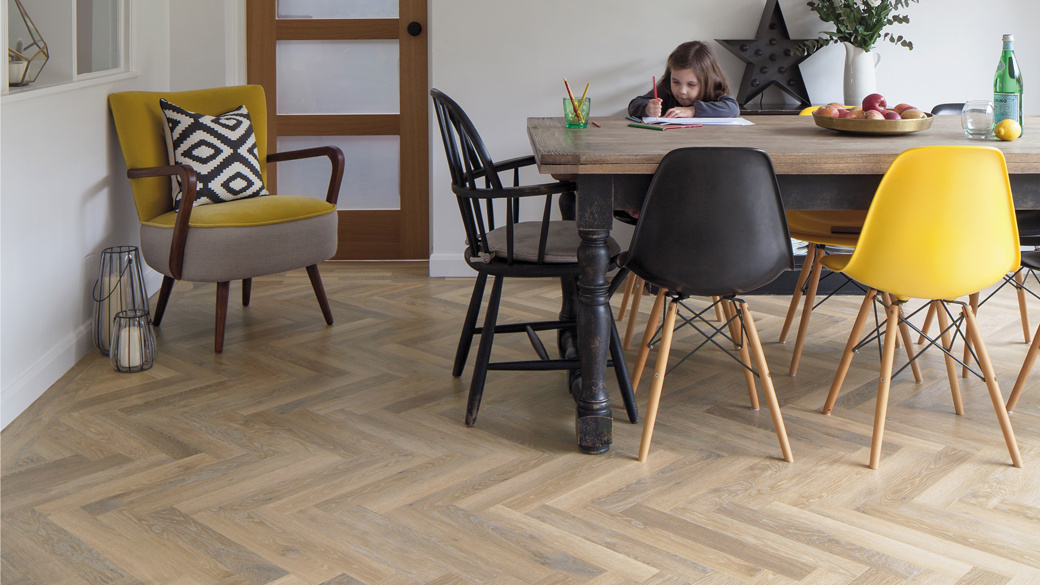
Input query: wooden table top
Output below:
<box><xmin>528</xmin><ymin>115</ymin><xmax>1040</xmax><ymax>176</ymax></box>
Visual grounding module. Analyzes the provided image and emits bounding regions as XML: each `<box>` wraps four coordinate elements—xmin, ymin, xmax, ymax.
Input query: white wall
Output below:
<box><xmin>428</xmin><ymin>0</ymin><xmax>1040</xmax><ymax>276</ymax></box>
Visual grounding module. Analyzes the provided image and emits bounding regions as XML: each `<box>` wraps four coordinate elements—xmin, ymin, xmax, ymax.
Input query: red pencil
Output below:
<box><xmin>653</xmin><ymin>76</ymin><xmax>658</xmax><ymax>100</ymax></box>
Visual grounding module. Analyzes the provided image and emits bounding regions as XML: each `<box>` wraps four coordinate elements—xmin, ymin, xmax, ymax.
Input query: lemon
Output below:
<box><xmin>994</xmin><ymin>119</ymin><xmax>1022</xmax><ymax>141</ymax></box>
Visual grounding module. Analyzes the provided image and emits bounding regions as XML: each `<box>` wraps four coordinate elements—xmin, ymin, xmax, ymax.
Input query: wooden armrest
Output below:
<box><xmin>492</xmin><ymin>155</ymin><xmax>537</xmax><ymax>173</ymax></box>
<box><xmin>453</xmin><ymin>179</ymin><xmax>575</xmax><ymax>200</ymax></box>
<box><xmin>268</xmin><ymin>146</ymin><xmax>344</xmax><ymax>205</ymax></box>
<box><xmin>127</xmin><ymin>164</ymin><xmax>197</xmax><ymax>280</ymax></box>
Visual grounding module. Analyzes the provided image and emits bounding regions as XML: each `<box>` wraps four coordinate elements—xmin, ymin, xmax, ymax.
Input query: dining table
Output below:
<box><xmin>526</xmin><ymin>113</ymin><xmax>1040</xmax><ymax>454</ymax></box>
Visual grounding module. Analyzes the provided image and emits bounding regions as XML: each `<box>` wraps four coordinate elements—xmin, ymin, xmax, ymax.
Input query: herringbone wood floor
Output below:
<box><xmin>3</xmin><ymin>262</ymin><xmax>1039</xmax><ymax>585</ymax></box>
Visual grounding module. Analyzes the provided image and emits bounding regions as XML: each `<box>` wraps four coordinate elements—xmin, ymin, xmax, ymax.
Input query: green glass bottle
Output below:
<box><xmin>993</xmin><ymin>34</ymin><xmax>1023</xmax><ymax>131</ymax></box>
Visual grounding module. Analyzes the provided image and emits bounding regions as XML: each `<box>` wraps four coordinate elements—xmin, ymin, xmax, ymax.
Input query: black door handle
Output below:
<box><xmin>407</xmin><ymin>21</ymin><xmax>422</xmax><ymax>36</ymax></box>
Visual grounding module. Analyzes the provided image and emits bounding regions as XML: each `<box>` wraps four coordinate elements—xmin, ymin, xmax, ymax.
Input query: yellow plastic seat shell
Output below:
<box><xmin>821</xmin><ymin>146</ymin><xmax>1020</xmax><ymax>302</ymax></box>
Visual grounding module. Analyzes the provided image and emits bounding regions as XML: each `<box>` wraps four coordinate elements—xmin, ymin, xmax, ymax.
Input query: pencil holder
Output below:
<box><xmin>564</xmin><ymin>97</ymin><xmax>591</xmax><ymax>128</ymax></box>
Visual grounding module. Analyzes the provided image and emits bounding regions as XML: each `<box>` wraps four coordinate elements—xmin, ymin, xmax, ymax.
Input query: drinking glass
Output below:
<box><xmin>962</xmin><ymin>100</ymin><xmax>994</xmax><ymax>139</ymax></box>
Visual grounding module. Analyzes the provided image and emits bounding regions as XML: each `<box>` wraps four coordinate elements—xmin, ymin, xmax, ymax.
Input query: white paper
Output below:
<box><xmin>642</xmin><ymin>117</ymin><xmax>754</xmax><ymax>126</ymax></box>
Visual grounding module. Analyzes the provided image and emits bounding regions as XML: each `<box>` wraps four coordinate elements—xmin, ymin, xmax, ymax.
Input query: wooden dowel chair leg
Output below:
<box><xmin>737</xmin><ymin>311</ymin><xmax>760</xmax><ymax>411</ymax></box>
<box><xmin>741</xmin><ymin>301</ymin><xmax>793</xmax><ymax>462</ymax></box>
<box><xmin>963</xmin><ymin>292</ymin><xmax>979</xmax><ymax>378</ymax></box>
<box><xmin>1008</xmin><ymin>321</ymin><xmax>1040</xmax><ymax>413</ymax></box>
<box><xmin>638</xmin><ymin>299</ymin><xmax>679</xmax><ymax>462</ymax></box>
<box><xmin>713</xmin><ymin>296</ymin><xmax>725</xmax><ymax>322</ymax></box>
<box><xmin>824</xmin><ymin>290</ymin><xmax>876</xmax><ymax>415</ymax></box>
<box><xmin>617</xmin><ymin>274</ymin><xmax>636</xmax><ymax>321</ymax></box>
<box><xmin>790</xmin><ymin>245</ymin><xmax>824</xmax><ymax>376</ymax></box>
<box><xmin>869</xmin><ymin>301</ymin><xmax>901</xmax><ymax>470</ymax></box>
<box><xmin>962</xmin><ymin>305</ymin><xmax>1023</xmax><ymax>468</ymax></box>
<box><xmin>917</xmin><ymin>300</ymin><xmax>936</xmax><ymax>344</ymax></box>
<box><xmin>306</xmin><ymin>265</ymin><xmax>334</xmax><ymax>325</ymax></box>
<box><xmin>631</xmin><ymin>290</ymin><xmax>667</xmax><ymax>392</ymax></box>
<box><xmin>896</xmin><ymin>302</ymin><xmax>923</xmax><ymax>383</ymax></box>
<box><xmin>934</xmin><ymin>301</ymin><xmax>963</xmax><ymax>415</ymax></box>
<box><xmin>1016</xmin><ymin>270</ymin><xmax>1031</xmax><ymax>343</ymax></box>
<box><xmin>242</xmin><ymin>278</ymin><xmax>252</xmax><ymax>307</ymax></box>
<box><xmin>780</xmin><ymin>243</ymin><xmax>815</xmax><ymax>343</ymax></box>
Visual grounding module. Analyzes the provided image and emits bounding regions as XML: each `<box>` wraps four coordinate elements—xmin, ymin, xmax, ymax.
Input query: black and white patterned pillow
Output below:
<box><xmin>159</xmin><ymin>99</ymin><xmax>270</xmax><ymax>209</ymax></box>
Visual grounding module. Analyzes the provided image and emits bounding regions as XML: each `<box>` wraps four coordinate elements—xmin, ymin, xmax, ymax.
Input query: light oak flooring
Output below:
<box><xmin>3</xmin><ymin>262</ymin><xmax>1039</xmax><ymax>585</ymax></box>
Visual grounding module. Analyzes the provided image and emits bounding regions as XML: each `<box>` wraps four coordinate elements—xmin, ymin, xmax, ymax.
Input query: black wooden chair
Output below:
<box><xmin>622</xmin><ymin>147</ymin><xmax>794</xmax><ymax>463</ymax></box>
<box><xmin>430</xmin><ymin>88</ymin><xmax>637</xmax><ymax>427</ymax></box>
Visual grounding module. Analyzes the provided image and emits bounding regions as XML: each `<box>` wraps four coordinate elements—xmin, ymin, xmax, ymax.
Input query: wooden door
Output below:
<box><xmin>247</xmin><ymin>0</ymin><xmax>429</xmax><ymax>260</ymax></box>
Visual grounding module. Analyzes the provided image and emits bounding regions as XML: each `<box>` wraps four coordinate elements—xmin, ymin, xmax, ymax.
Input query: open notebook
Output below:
<box><xmin>642</xmin><ymin>117</ymin><xmax>754</xmax><ymax>126</ymax></box>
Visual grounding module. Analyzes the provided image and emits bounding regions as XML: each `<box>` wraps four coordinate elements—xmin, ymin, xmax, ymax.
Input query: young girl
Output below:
<box><xmin>628</xmin><ymin>41</ymin><xmax>739</xmax><ymax>119</ymax></box>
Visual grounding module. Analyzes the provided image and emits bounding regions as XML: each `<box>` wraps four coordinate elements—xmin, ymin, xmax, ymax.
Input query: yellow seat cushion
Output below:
<box><xmin>143</xmin><ymin>195</ymin><xmax>335</xmax><ymax>228</ymax></box>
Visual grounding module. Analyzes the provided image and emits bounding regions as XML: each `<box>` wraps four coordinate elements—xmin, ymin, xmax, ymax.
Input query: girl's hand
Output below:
<box><xmin>663</xmin><ymin>106</ymin><xmax>695</xmax><ymax>118</ymax></box>
<box><xmin>645</xmin><ymin>98</ymin><xmax>663</xmax><ymax>117</ymax></box>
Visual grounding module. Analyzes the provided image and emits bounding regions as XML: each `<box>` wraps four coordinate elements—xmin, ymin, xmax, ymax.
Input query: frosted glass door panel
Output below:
<box><xmin>277</xmin><ymin>136</ymin><xmax>400</xmax><ymax>210</ymax></box>
<box><xmin>277</xmin><ymin>0</ymin><xmax>398</xmax><ymax>19</ymax></box>
<box><xmin>277</xmin><ymin>41</ymin><xmax>399</xmax><ymax>114</ymax></box>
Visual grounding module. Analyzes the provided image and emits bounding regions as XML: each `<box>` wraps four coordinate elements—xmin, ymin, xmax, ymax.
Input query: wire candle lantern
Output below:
<box><xmin>93</xmin><ymin>246</ymin><xmax>150</xmax><ymax>356</ymax></box>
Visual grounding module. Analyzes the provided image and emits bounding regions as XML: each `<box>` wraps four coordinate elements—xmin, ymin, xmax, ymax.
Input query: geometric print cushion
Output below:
<box><xmin>159</xmin><ymin>99</ymin><xmax>270</xmax><ymax>210</ymax></box>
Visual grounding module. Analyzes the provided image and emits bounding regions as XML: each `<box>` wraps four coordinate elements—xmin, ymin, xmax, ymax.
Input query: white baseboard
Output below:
<box><xmin>0</xmin><ymin>270</ymin><xmax>166</xmax><ymax>430</ymax></box>
<box><xmin>428</xmin><ymin>253</ymin><xmax>474</xmax><ymax>278</ymax></box>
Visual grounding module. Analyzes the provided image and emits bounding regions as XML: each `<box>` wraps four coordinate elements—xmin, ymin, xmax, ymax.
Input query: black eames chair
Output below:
<box><xmin>430</xmin><ymin>89</ymin><xmax>637</xmax><ymax>427</ymax></box>
<box><xmin>622</xmin><ymin>147</ymin><xmax>794</xmax><ymax>462</ymax></box>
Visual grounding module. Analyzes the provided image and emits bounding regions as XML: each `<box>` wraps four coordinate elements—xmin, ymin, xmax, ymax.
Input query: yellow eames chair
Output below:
<box><xmin>822</xmin><ymin>146</ymin><xmax>1022</xmax><ymax>469</ymax></box>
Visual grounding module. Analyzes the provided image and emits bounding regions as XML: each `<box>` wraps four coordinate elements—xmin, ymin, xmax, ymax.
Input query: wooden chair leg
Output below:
<box><xmin>895</xmin><ymin>302</ymin><xmax>923</xmax><ymax>383</ymax></box>
<box><xmin>962</xmin><ymin>305</ymin><xmax>1023</xmax><ymax>468</ymax></box>
<box><xmin>823</xmin><ymin>290</ymin><xmax>876</xmax><ymax>414</ymax></box>
<box><xmin>962</xmin><ymin>292</ymin><xmax>979</xmax><ymax>378</ymax></box>
<box><xmin>736</xmin><ymin>309</ymin><xmax>760</xmax><ymax>411</ymax></box>
<box><xmin>242</xmin><ymin>278</ymin><xmax>252</xmax><ymax>307</ymax></box>
<box><xmin>638</xmin><ymin>299</ymin><xmax>679</xmax><ymax>462</ymax></box>
<box><xmin>1008</xmin><ymin>321</ymin><xmax>1040</xmax><ymax>413</ymax></box>
<box><xmin>917</xmin><ymin>300</ymin><xmax>937</xmax><ymax>344</ymax></box>
<box><xmin>934</xmin><ymin>301</ymin><xmax>963</xmax><ymax>415</ymax></box>
<box><xmin>622</xmin><ymin>277</ymin><xmax>645</xmax><ymax>351</ymax></box>
<box><xmin>740</xmin><ymin>300</ymin><xmax>794</xmax><ymax>462</ymax></box>
<box><xmin>214</xmin><ymin>281</ymin><xmax>230</xmax><ymax>353</ymax></box>
<box><xmin>790</xmin><ymin>245</ymin><xmax>824</xmax><ymax>376</ymax></box>
<box><xmin>306</xmin><ymin>265</ymin><xmax>333</xmax><ymax>325</ymax></box>
<box><xmin>722</xmin><ymin>300</ymin><xmax>741</xmax><ymax>350</ymax></box>
<box><xmin>712</xmin><ymin>296</ymin><xmax>725</xmax><ymax>322</ymax></box>
<box><xmin>617</xmin><ymin>273</ymin><xmax>637</xmax><ymax>321</ymax></box>
<box><xmin>869</xmin><ymin>301</ymin><xmax>902</xmax><ymax>469</ymax></box>
<box><xmin>466</xmin><ymin>276</ymin><xmax>503</xmax><ymax>426</ymax></box>
<box><xmin>453</xmin><ymin>273</ymin><xmax>487</xmax><ymax>377</ymax></box>
<box><xmin>631</xmin><ymin>290</ymin><xmax>667</xmax><ymax>391</ymax></box>
<box><xmin>152</xmin><ymin>276</ymin><xmax>175</xmax><ymax>327</ymax></box>
<box><xmin>1015</xmin><ymin>270</ymin><xmax>1031</xmax><ymax>343</ymax></box>
<box><xmin>780</xmin><ymin>243</ymin><xmax>816</xmax><ymax>343</ymax></box>
<box><xmin>882</xmin><ymin>293</ymin><xmax>903</xmax><ymax>350</ymax></box>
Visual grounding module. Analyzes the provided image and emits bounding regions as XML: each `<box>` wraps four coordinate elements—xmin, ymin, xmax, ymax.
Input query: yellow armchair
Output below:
<box><xmin>108</xmin><ymin>85</ymin><xmax>344</xmax><ymax>353</ymax></box>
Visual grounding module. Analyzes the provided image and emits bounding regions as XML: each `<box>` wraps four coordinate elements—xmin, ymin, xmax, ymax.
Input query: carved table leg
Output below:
<box><xmin>576</xmin><ymin>228</ymin><xmax>614</xmax><ymax>453</ymax></box>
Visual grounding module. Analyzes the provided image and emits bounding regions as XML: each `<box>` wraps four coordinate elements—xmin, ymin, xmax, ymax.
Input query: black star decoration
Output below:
<box><xmin>716</xmin><ymin>0</ymin><xmax>814</xmax><ymax>108</ymax></box>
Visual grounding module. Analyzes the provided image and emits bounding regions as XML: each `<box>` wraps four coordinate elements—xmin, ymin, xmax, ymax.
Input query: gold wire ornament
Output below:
<box><xmin>8</xmin><ymin>0</ymin><xmax>49</xmax><ymax>86</ymax></box>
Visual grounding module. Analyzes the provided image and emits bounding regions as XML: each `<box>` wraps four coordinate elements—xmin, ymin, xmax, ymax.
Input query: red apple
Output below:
<box><xmin>827</xmin><ymin>102</ymin><xmax>846</xmax><ymax>110</ymax></box>
<box><xmin>892</xmin><ymin>103</ymin><xmax>915</xmax><ymax>114</ymax></box>
<box><xmin>815</xmin><ymin>105</ymin><xmax>841</xmax><ymax>118</ymax></box>
<box><xmin>846</xmin><ymin>107</ymin><xmax>865</xmax><ymax>119</ymax></box>
<box><xmin>883</xmin><ymin>110</ymin><xmax>901</xmax><ymax>120</ymax></box>
<box><xmin>839</xmin><ymin>109</ymin><xmax>855</xmax><ymax>118</ymax></box>
<box><xmin>862</xmin><ymin>93</ymin><xmax>887</xmax><ymax>112</ymax></box>
<box><xmin>864</xmin><ymin>109</ymin><xmax>885</xmax><ymax>120</ymax></box>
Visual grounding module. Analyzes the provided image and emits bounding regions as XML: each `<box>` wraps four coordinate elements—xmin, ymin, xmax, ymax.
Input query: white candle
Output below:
<box><xmin>100</xmin><ymin>273</ymin><xmax>124</xmax><ymax>348</ymax></box>
<box><xmin>117</xmin><ymin>323</ymin><xmax>144</xmax><ymax>370</ymax></box>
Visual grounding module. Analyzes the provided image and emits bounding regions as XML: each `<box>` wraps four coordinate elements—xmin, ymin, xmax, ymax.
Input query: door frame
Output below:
<box><xmin>246</xmin><ymin>0</ymin><xmax>429</xmax><ymax>261</ymax></box>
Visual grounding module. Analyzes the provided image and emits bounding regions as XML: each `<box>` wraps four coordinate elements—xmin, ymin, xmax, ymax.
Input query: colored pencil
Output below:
<box><xmin>629</xmin><ymin>122</ymin><xmax>665</xmax><ymax>131</ymax></box>
<box><xmin>590</xmin><ymin>120</ymin><xmax>601</xmax><ymax>128</ymax></box>
<box><xmin>563</xmin><ymin>78</ymin><xmax>584</xmax><ymax>123</ymax></box>
<box><xmin>579</xmin><ymin>83</ymin><xmax>590</xmax><ymax>103</ymax></box>
<box><xmin>653</xmin><ymin>76</ymin><xmax>658</xmax><ymax>100</ymax></box>
<box><xmin>628</xmin><ymin>122</ymin><xmax>702</xmax><ymax>131</ymax></box>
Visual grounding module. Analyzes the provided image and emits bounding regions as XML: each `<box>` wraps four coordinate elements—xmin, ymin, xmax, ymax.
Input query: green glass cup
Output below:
<box><xmin>564</xmin><ymin>97</ymin><xmax>590</xmax><ymax>128</ymax></box>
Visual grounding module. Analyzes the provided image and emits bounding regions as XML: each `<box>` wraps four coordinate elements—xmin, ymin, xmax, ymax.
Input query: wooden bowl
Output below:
<box><xmin>812</xmin><ymin>112</ymin><xmax>934</xmax><ymax>135</ymax></box>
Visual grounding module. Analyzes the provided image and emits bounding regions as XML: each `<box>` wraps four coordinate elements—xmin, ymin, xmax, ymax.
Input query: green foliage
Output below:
<box><xmin>802</xmin><ymin>0</ymin><xmax>919</xmax><ymax>53</ymax></box>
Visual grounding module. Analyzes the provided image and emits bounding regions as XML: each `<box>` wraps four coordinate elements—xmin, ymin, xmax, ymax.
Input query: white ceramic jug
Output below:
<box><xmin>843</xmin><ymin>42</ymin><xmax>882</xmax><ymax>107</ymax></box>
